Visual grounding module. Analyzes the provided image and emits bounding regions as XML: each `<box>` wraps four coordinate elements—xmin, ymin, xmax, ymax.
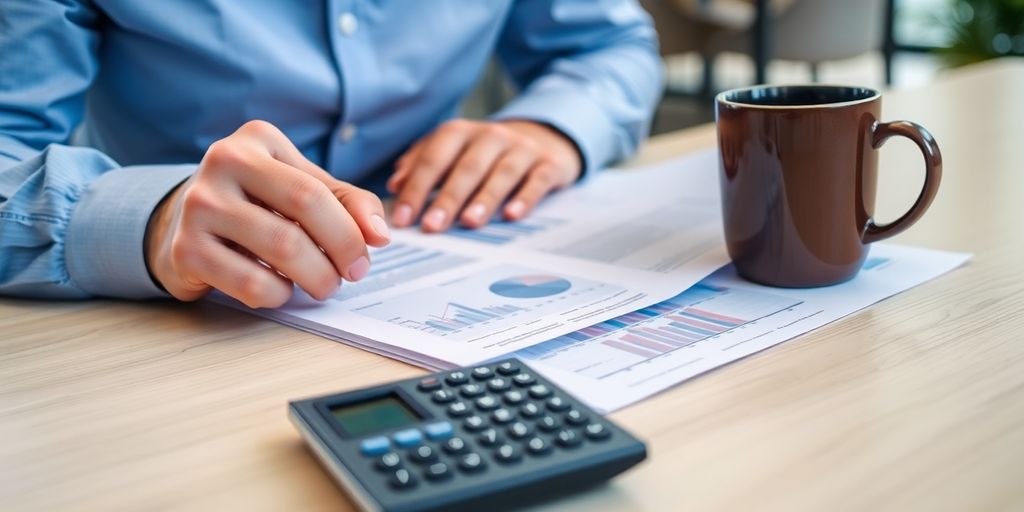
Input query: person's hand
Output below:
<box><xmin>387</xmin><ymin>119</ymin><xmax>582</xmax><ymax>232</ymax></box>
<box><xmin>144</xmin><ymin>120</ymin><xmax>391</xmax><ymax>309</ymax></box>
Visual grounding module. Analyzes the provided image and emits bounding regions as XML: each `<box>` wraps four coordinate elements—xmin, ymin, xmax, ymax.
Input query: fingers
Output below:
<box><xmin>504</xmin><ymin>163</ymin><xmax>563</xmax><ymax>221</ymax></box>
<box><xmin>392</xmin><ymin>120</ymin><xmax>474</xmax><ymax>228</ymax></box>
<box><xmin>458</xmin><ymin>149</ymin><xmax>537</xmax><ymax>228</ymax></box>
<box><xmin>333</xmin><ymin>181</ymin><xmax>391</xmax><ymax>248</ymax></box>
<box><xmin>387</xmin><ymin>143</ymin><xmax>423</xmax><ymax>194</ymax></box>
<box><xmin>232</xmin><ymin>155</ymin><xmax>370</xmax><ymax>282</ymax></box>
<box><xmin>422</xmin><ymin>126</ymin><xmax>511</xmax><ymax>232</ymax></box>
<box><xmin>182</xmin><ymin>234</ymin><xmax>294</xmax><ymax>309</ymax></box>
<box><xmin>206</xmin><ymin>200</ymin><xmax>341</xmax><ymax>301</ymax></box>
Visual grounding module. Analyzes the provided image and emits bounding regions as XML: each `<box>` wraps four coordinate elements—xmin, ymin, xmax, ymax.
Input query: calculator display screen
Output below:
<box><xmin>330</xmin><ymin>394</ymin><xmax>421</xmax><ymax>436</ymax></box>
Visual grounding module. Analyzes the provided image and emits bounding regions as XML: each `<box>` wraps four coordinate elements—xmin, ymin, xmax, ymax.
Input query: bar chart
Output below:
<box><xmin>444</xmin><ymin>216</ymin><xmax>563</xmax><ymax>245</ymax></box>
<box><xmin>516</xmin><ymin>283</ymin><xmax>802</xmax><ymax>378</ymax></box>
<box><xmin>333</xmin><ymin>243</ymin><xmax>474</xmax><ymax>301</ymax></box>
<box><xmin>395</xmin><ymin>303</ymin><xmax>527</xmax><ymax>333</ymax></box>
<box><xmin>354</xmin><ymin>264</ymin><xmax>622</xmax><ymax>342</ymax></box>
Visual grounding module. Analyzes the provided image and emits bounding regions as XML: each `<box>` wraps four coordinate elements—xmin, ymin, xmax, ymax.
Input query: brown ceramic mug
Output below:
<box><xmin>715</xmin><ymin>85</ymin><xmax>942</xmax><ymax>287</ymax></box>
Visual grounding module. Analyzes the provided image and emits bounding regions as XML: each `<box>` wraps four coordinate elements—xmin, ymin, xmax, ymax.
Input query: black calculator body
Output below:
<box><xmin>288</xmin><ymin>358</ymin><xmax>646</xmax><ymax>512</ymax></box>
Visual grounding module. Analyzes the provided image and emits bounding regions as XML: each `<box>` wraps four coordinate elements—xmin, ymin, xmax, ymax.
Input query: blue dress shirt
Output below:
<box><xmin>0</xmin><ymin>0</ymin><xmax>662</xmax><ymax>299</ymax></box>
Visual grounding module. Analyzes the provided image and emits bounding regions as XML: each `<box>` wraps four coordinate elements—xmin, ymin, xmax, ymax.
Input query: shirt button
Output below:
<box><xmin>339</xmin><ymin>123</ymin><xmax>358</xmax><ymax>143</ymax></box>
<box><xmin>337</xmin><ymin>12</ymin><xmax>358</xmax><ymax>36</ymax></box>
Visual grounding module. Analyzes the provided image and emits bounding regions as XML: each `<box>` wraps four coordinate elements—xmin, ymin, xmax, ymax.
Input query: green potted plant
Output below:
<box><xmin>941</xmin><ymin>0</ymin><xmax>1024</xmax><ymax>66</ymax></box>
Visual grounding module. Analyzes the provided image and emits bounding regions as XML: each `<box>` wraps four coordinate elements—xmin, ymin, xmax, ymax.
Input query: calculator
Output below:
<box><xmin>288</xmin><ymin>358</ymin><xmax>647</xmax><ymax>512</ymax></box>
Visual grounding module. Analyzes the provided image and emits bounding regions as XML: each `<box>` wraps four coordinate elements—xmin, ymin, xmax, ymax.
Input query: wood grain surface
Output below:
<box><xmin>2</xmin><ymin>58</ymin><xmax>1022</xmax><ymax>512</ymax></box>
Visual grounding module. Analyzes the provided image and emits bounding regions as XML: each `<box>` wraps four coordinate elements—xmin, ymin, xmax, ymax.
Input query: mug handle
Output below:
<box><xmin>861</xmin><ymin>121</ymin><xmax>943</xmax><ymax>243</ymax></box>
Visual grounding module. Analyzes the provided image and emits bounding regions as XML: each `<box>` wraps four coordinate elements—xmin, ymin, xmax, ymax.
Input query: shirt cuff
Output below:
<box><xmin>65</xmin><ymin>165</ymin><xmax>195</xmax><ymax>299</ymax></box>
<box><xmin>492</xmin><ymin>90</ymin><xmax>622</xmax><ymax>178</ymax></box>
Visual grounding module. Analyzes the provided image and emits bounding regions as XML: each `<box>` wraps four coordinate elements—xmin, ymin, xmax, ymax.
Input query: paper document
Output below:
<box><xmin>215</xmin><ymin>149</ymin><xmax>730</xmax><ymax>367</ymax></box>
<box><xmin>514</xmin><ymin>243</ymin><xmax>971</xmax><ymax>413</ymax></box>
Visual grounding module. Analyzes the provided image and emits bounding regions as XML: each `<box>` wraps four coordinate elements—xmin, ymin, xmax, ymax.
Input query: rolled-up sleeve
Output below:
<box><xmin>492</xmin><ymin>0</ymin><xmax>664</xmax><ymax>176</ymax></box>
<box><xmin>0</xmin><ymin>0</ymin><xmax>192</xmax><ymax>299</ymax></box>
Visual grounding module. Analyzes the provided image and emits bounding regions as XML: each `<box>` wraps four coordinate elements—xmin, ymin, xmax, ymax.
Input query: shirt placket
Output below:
<box><xmin>325</xmin><ymin>0</ymin><xmax>377</xmax><ymax>180</ymax></box>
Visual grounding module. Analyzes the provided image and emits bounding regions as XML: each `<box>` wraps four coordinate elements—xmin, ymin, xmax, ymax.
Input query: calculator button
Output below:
<box><xmin>546</xmin><ymin>396</ymin><xmax>570</xmax><ymax>412</ymax></box>
<box><xmin>431</xmin><ymin>389</ymin><xmax>456</xmax><ymax>404</ymax></box>
<box><xmin>491</xmin><ymin>408</ymin><xmax>515</xmax><ymax>424</ymax></box>
<box><xmin>496</xmin><ymin>361</ymin><xmax>520</xmax><ymax>375</ymax></box>
<box><xmin>445</xmin><ymin>371</ymin><xmax>469</xmax><ymax>386</ymax></box>
<box><xmin>478</xmin><ymin>428</ymin><xmax>501</xmax><ymax>447</ymax></box>
<box><xmin>360</xmin><ymin>436</ymin><xmax>390</xmax><ymax>456</ymax></box>
<box><xmin>512</xmin><ymin>373</ymin><xmax>536</xmax><ymax>386</ymax></box>
<box><xmin>376</xmin><ymin>452</ymin><xmax>402</xmax><ymax>471</ymax></box>
<box><xmin>417</xmin><ymin>377</ymin><xmax>442</xmax><ymax>392</ymax></box>
<box><xmin>443</xmin><ymin>436</ymin><xmax>467</xmax><ymax>454</ymax></box>
<box><xmin>487</xmin><ymin>377</ymin><xmax>510</xmax><ymax>392</ymax></box>
<box><xmin>537</xmin><ymin>415</ymin><xmax>560</xmax><ymax>432</ymax></box>
<box><xmin>389</xmin><ymin>468</ymin><xmax>417</xmax><ymax>489</ymax></box>
<box><xmin>393</xmin><ymin>429</ymin><xmax>423</xmax><ymax>448</ymax></box>
<box><xmin>555</xmin><ymin>429</ymin><xmax>583</xmax><ymax>448</ymax></box>
<box><xmin>520</xmin><ymin>402</ymin><xmax>542</xmax><ymax>418</ymax></box>
<box><xmin>503</xmin><ymin>390</ymin><xmax>526</xmax><ymax>405</ymax></box>
<box><xmin>528</xmin><ymin>384</ymin><xmax>552</xmax><ymax>399</ymax></box>
<box><xmin>424</xmin><ymin>421</ymin><xmax>454</xmax><ymax>441</ymax></box>
<box><xmin>494</xmin><ymin>443</ymin><xmax>522</xmax><ymax>464</ymax></box>
<box><xmin>584</xmin><ymin>422</ymin><xmax>611</xmax><ymax>440</ymax></box>
<box><xmin>458</xmin><ymin>452</ymin><xmax>487</xmax><ymax>473</ymax></box>
<box><xmin>410</xmin><ymin>444</ymin><xmax>437</xmax><ymax>464</ymax></box>
<box><xmin>565</xmin><ymin>409</ymin><xmax>588</xmax><ymax>426</ymax></box>
<box><xmin>471</xmin><ymin>366</ymin><xmax>493</xmax><ymax>380</ymax></box>
<box><xmin>463</xmin><ymin>415</ymin><xmax>487</xmax><ymax>431</ymax></box>
<box><xmin>508</xmin><ymin>421</ymin><xmax>533</xmax><ymax>439</ymax></box>
<box><xmin>525</xmin><ymin>436</ymin><xmax>552</xmax><ymax>456</ymax></box>
<box><xmin>447</xmin><ymin>402</ymin><xmax>471</xmax><ymax>417</ymax></box>
<box><xmin>424</xmin><ymin>462</ymin><xmax>451</xmax><ymax>481</ymax></box>
<box><xmin>460</xmin><ymin>383</ymin><xmax>485</xmax><ymax>398</ymax></box>
<box><xmin>475</xmin><ymin>395</ymin><xmax>499</xmax><ymax>411</ymax></box>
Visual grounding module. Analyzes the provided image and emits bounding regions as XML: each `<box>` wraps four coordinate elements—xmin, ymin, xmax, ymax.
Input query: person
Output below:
<box><xmin>0</xmin><ymin>1</ymin><xmax>662</xmax><ymax>308</ymax></box>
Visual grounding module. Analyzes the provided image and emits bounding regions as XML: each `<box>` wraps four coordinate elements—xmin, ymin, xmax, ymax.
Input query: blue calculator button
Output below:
<box><xmin>424</xmin><ymin>421</ymin><xmax>454</xmax><ymax>441</ymax></box>
<box><xmin>360</xmin><ymin>436</ymin><xmax>391</xmax><ymax>456</ymax></box>
<box><xmin>392</xmin><ymin>428</ymin><xmax>423</xmax><ymax>448</ymax></box>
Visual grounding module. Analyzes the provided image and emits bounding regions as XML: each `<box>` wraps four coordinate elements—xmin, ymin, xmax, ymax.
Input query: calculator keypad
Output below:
<box><xmin>356</xmin><ymin>360</ymin><xmax>615</xmax><ymax>493</ymax></box>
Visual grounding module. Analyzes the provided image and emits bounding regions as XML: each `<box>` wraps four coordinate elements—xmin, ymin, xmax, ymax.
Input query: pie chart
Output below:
<box><xmin>489</xmin><ymin>275</ymin><xmax>572</xmax><ymax>299</ymax></box>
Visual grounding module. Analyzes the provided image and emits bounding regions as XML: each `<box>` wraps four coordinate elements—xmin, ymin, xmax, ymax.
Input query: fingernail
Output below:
<box><xmin>505</xmin><ymin>200</ymin><xmax>526</xmax><ymax>219</ymax></box>
<box><xmin>370</xmin><ymin>214</ymin><xmax>390</xmax><ymax>240</ymax></box>
<box><xmin>464</xmin><ymin>203</ymin><xmax>486</xmax><ymax>223</ymax></box>
<box><xmin>423</xmin><ymin>208</ymin><xmax>447</xmax><ymax>231</ymax></box>
<box><xmin>347</xmin><ymin>256</ymin><xmax>370</xmax><ymax>282</ymax></box>
<box><xmin>392</xmin><ymin>204</ymin><xmax>412</xmax><ymax>227</ymax></box>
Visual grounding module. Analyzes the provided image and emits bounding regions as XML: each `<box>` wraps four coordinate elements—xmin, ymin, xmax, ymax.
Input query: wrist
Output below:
<box><xmin>143</xmin><ymin>184</ymin><xmax>182</xmax><ymax>292</ymax></box>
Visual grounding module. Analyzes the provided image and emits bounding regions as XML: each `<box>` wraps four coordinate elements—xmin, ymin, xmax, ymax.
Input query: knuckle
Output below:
<box><xmin>239</xmin><ymin>119</ymin><xmax>277</xmax><ymax>138</ymax></box>
<box><xmin>481</xmin><ymin>123</ymin><xmax>510</xmax><ymax>139</ymax></box>
<box><xmin>236</xmin><ymin>272</ymin><xmax>271</xmax><ymax>306</ymax></box>
<box><xmin>493</xmin><ymin>161</ymin><xmax>522</xmax><ymax>180</ymax></box>
<box><xmin>415</xmin><ymin>150</ymin><xmax>448</xmax><ymax>173</ymax></box>
<box><xmin>441</xmin><ymin>119</ymin><xmax>472</xmax><ymax>135</ymax></box>
<box><xmin>181</xmin><ymin>188</ymin><xmax>221</xmax><ymax>216</ymax></box>
<box><xmin>203</xmin><ymin>140</ymin><xmax>246</xmax><ymax>170</ymax></box>
<box><xmin>267</xmin><ymin>224</ymin><xmax>304</xmax><ymax>261</ymax></box>
<box><xmin>287</xmin><ymin>178</ymin><xmax>329</xmax><ymax>213</ymax></box>
<box><xmin>457</xmin><ymin>156</ymin><xmax>490</xmax><ymax>176</ymax></box>
<box><xmin>532</xmin><ymin>164</ymin><xmax>559</xmax><ymax>185</ymax></box>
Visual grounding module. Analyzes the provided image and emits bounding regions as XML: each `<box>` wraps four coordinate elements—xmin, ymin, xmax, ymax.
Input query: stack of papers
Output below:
<box><xmin>213</xmin><ymin>149</ymin><xmax>969</xmax><ymax>412</ymax></box>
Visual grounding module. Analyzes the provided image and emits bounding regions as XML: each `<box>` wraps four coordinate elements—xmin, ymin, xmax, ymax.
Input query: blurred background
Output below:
<box><xmin>464</xmin><ymin>0</ymin><xmax>1024</xmax><ymax>135</ymax></box>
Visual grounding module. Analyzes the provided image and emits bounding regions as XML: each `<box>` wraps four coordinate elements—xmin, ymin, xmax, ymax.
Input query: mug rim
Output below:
<box><xmin>716</xmin><ymin>84</ymin><xmax>881</xmax><ymax>110</ymax></box>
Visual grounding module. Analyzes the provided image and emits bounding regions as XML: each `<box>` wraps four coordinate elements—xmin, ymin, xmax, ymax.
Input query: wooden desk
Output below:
<box><xmin>3</xmin><ymin>59</ymin><xmax>1023</xmax><ymax>511</ymax></box>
